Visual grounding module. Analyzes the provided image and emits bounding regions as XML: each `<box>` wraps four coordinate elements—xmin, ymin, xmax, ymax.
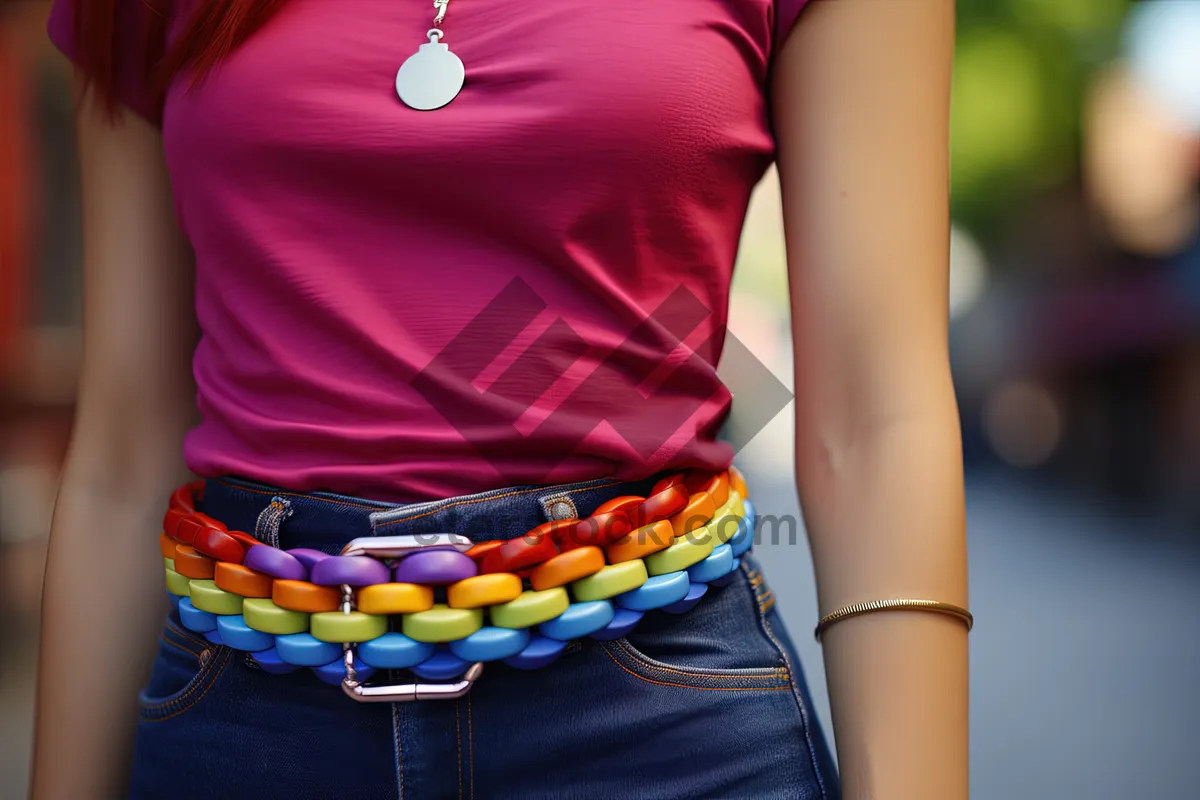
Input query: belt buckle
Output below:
<box><xmin>342</xmin><ymin>651</ymin><xmax>484</xmax><ymax>703</ymax></box>
<box><xmin>338</xmin><ymin>533</ymin><xmax>473</xmax><ymax>558</ymax></box>
<box><xmin>337</xmin><ymin>532</ymin><xmax>482</xmax><ymax>702</ymax></box>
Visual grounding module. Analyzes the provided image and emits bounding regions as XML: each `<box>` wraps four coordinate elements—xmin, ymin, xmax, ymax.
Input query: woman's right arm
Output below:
<box><xmin>30</xmin><ymin>81</ymin><xmax>198</xmax><ymax>799</ymax></box>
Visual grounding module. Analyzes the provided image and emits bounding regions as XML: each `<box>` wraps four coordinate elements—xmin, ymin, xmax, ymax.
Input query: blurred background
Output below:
<box><xmin>2</xmin><ymin>0</ymin><xmax>1198</xmax><ymax>797</ymax></box>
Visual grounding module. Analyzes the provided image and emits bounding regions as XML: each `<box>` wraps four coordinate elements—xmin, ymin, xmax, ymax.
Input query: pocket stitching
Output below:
<box><xmin>156</xmin><ymin>633</ymin><xmax>205</xmax><ymax>661</ymax></box>
<box><xmin>159</xmin><ymin>630</ymin><xmax>207</xmax><ymax>660</ymax></box>
<box><xmin>162</xmin><ymin>617</ymin><xmax>212</xmax><ymax>652</ymax></box>
<box><xmin>600</xmin><ymin>644</ymin><xmax>793</xmax><ymax>691</ymax></box>
<box><xmin>608</xmin><ymin>638</ymin><xmax>789</xmax><ymax>681</ymax></box>
<box><xmin>599</xmin><ymin>564</ymin><xmax>793</xmax><ymax>690</ymax></box>
<box><xmin>138</xmin><ymin>645</ymin><xmax>232</xmax><ymax>722</ymax></box>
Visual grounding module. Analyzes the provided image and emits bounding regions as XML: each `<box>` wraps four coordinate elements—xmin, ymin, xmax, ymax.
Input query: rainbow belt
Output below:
<box><xmin>160</xmin><ymin>469</ymin><xmax>757</xmax><ymax>702</ymax></box>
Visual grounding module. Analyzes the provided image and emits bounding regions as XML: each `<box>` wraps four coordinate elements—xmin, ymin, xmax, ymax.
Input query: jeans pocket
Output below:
<box><xmin>137</xmin><ymin>615</ymin><xmax>232</xmax><ymax>722</ymax></box>
<box><xmin>601</xmin><ymin>559</ymin><xmax>793</xmax><ymax>689</ymax></box>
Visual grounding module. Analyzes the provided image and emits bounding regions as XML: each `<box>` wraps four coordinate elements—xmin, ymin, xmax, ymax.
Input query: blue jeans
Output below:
<box><xmin>133</xmin><ymin>475</ymin><xmax>840</xmax><ymax>799</ymax></box>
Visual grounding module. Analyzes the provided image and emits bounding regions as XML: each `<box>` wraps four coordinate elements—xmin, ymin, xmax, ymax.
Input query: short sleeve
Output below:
<box><xmin>47</xmin><ymin>0</ymin><xmax>165</xmax><ymax>124</ymax></box>
<box><xmin>774</xmin><ymin>0</ymin><xmax>812</xmax><ymax>48</ymax></box>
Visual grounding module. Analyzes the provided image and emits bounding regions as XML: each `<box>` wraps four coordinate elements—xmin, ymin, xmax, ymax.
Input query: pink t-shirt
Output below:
<box><xmin>49</xmin><ymin>0</ymin><xmax>810</xmax><ymax>502</ymax></box>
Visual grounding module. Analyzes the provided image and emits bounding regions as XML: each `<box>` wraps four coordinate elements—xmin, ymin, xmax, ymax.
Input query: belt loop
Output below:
<box><xmin>255</xmin><ymin>496</ymin><xmax>294</xmax><ymax>548</ymax></box>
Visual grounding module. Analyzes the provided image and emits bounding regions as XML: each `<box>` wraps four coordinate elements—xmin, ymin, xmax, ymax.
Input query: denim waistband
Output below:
<box><xmin>199</xmin><ymin>474</ymin><xmax>662</xmax><ymax>553</ymax></box>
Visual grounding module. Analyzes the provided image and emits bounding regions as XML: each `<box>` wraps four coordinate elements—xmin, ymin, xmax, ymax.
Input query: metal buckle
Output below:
<box><xmin>339</xmin><ymin>533</ymin><xmax>472</xmax><ymax>558</ymax></box>
<box><xmin>337</xmin><ymin>533</ymin><xmax>481</xmax><ymax>701</ymax></box>
<box><xmin>342</xmin><ymin>650</ymin><xmax>484</xmax><ymax>703</ymax></box>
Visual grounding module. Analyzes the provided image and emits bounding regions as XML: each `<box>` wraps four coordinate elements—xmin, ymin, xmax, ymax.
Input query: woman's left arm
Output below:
<box><xmin>772</xmin><ymin>1</ymin><xmax>968</xmax><ymax>798</ymax></box>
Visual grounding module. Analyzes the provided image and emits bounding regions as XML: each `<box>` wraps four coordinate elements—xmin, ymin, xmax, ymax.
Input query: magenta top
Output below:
<box><xmin>49</xmin><ymin>0</ymin><xmax>810</xmax><ymax>502</ymax></box>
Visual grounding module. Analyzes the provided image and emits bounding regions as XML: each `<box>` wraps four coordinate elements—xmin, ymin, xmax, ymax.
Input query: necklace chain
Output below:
<box><xmin>434</xmin><ymin>0</ymin><xmax>449</xmax><ymax>26</ymax></box>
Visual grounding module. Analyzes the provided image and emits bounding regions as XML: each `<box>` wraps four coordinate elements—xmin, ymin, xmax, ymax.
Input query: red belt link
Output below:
<box><xmin>164</xmin><ymin>468</ymin><xmax>744</xmax><ymax>572</ymax></box>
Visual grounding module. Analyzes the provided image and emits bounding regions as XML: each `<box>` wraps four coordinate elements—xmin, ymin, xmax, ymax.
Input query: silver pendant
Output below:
<box><xmin>396</xmin><ymin>29</ymin><xmax>465</xmax><ymax>111</ymax></box>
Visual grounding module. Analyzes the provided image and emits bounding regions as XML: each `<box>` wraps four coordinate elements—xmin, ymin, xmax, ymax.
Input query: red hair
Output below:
<box><xmin>73</xmin><ymin>0</ymin><xmax>289</xmax><ymax>116</ymax></box>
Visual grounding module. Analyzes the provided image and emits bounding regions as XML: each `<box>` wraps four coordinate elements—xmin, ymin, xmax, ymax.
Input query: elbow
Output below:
<box><xmin>793</xmin><ymin>394</ymin><xmax>963</xmax><ymax>492</ymax></box>
<box><xmin>63</xmin><ymin>382</ymin><xmax>195</xmax><ymax>503</ymax></box>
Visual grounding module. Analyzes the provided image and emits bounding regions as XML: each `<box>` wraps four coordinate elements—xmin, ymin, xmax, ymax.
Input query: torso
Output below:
<box><xmin>69</xmin><ymin>0</ymin><xmax>795</xmax><ymax>501</ymax></box>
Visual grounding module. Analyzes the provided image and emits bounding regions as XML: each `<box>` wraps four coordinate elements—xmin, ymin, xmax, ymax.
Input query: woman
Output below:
<box><xmin>31</xmin><ymin>0</ymin><xmax>968</xmax><ymax>797</ymax></box>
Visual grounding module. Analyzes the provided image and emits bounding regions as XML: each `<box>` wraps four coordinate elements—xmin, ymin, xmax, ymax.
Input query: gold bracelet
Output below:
<box><xmin>814</xmin><ymin>599</ymin><xmax>973</xmax><ymax>641</ymax></box>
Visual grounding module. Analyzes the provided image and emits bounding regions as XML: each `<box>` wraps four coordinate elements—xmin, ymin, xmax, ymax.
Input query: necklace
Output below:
<box><xmin>396</xmin><ymin>0</ymin><xmax>466</xmax><ymax>111</ymax></box>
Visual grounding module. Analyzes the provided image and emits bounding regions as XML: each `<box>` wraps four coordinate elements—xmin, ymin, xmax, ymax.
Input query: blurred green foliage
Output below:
<box><xmin>951</xmin><ymin>0</ymin><xmax>1132</xmax><ymax>244</ymax></box>
<box><xmin>736</xmin><ymin>0</ymin><xmax>1136</xmax><ymax>301</ymax></box>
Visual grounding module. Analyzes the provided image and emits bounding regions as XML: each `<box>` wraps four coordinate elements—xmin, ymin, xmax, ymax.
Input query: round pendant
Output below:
<box><xmin>396</xmin><ymin>30</ymin><xmax>465</xmax><ymax>111</ymax></box>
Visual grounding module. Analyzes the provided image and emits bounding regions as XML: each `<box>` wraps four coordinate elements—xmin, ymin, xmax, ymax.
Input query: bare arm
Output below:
<box><xmin>772</xmin><ymin>2</ymin><xmax>968</xmax><ymax>798</ymax></box>
<box><xmin>31</xmin><ymin>84</ymin><xmax>198</xmax><ymax>799</ymax></box>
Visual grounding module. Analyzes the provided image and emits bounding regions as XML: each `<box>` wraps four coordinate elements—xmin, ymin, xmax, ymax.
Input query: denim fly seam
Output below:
<box><xmin>393</xmin><ymin>700</ymin><xmax>412</xmax><ymax>799</ymax></box>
